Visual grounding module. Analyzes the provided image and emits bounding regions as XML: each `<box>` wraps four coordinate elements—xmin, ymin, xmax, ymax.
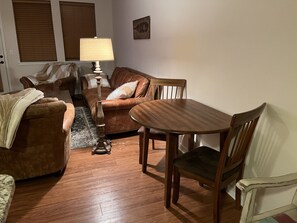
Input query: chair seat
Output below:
<box><xmin>174</xmin><ymin>146</ymin><xmax>241</xmax><ymax>182</ymax></box>
<box><xmin>174</xmin><ymin>146</ymin><xmax>220</xmax><ymax>181</ymax></box>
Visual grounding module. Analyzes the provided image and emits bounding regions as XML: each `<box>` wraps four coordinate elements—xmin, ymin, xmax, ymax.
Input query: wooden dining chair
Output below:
<box><xmin>137</xmin><ymin>78</ymin><xmax>187</xmax><ymax>172</ymax></box>
<box><xmin>172</xmin><ymin>103</ymin><xmax>266</xmax><ymax>223</ymax></box>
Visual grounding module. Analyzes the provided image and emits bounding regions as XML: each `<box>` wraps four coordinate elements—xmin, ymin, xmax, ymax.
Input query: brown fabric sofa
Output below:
<box><xmin>0</xmin><ymin>97</ymin><xmax>75</xmax><ymax>181</ymax></box>
<box><xmin>81</xmin><ymin>67</ymin><xmax>153</xmax><ymax>135</ymax></box>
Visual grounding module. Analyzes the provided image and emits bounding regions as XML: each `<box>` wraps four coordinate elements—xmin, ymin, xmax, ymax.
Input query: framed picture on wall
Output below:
<box><xmin>133</xmin><ymin>16</ymin><xmax>150</xmax><ymax>39</ymax></box>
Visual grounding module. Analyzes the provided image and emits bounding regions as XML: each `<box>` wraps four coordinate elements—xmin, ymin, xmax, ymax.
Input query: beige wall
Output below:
<box><xmin>0</xmin><ymin>0</ymin><xmax>114</xmax><ymax>91</ymax></box>
<box><xmin>112</xmin><ymin>0</ymin><xmax>297</xmax><ymax>212</ymax></box>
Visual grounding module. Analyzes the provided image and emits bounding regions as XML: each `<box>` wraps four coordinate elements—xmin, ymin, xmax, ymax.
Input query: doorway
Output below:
<box><xmin>0</xmin><ymin>25</ymin><xmax>10</xmax><ymax>93</ymax></box>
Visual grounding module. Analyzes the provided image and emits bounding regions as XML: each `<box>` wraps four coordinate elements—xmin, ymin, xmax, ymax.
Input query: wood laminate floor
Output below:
<box><xmin>7</xmin><ymin>135</ymin><xmax>241</xmax><ymax>223</ymax></box>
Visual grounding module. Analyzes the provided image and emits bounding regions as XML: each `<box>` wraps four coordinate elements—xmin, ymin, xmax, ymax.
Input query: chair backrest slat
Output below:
<box><xmin>148</xmin><ymin>78</ymin><xmax>186</xmax><ymax>100</ymax></box>
<box><xmin>216</xmin><ymin>103</ymin><xmax>266</xmax><ymax>183</ymax></box>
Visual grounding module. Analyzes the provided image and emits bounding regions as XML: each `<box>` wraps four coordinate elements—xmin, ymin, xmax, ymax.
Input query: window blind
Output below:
<box><xmin>13</xmin><ymin>0</ymin><xmax>57</xmax><ymax>62</ymax></box>
<box><xmin>60</xmin><ymin>2</ymin><xmax>96</xmax><ymax>61</ymax></box>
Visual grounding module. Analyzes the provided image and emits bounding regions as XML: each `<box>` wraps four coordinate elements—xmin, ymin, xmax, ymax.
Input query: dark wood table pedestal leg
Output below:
<box><xmin>165</xmin><ymin>133</ymin><xmax>179</xmax><ymax>208</ymax></box>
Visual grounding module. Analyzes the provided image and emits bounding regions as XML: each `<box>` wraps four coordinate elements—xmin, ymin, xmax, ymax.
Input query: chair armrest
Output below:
<box><xmin>236</xmin><ymin>173</ymin><xmax>297</xmax><ymax>192</ymax></box>
<box><xmin>20</xmin><ymin>76</ymin><xmax>35</xmax><ymax>88</ymax></box>
<box><xmin>102</xmin><ymin>97</ymin><xmax>151</xmax><ymax>111</ymax></box>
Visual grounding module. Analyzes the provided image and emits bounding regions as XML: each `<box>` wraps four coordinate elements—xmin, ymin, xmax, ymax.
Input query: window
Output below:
<box><xmin>13</xmin><ymin>0</ymin><xmax>57</xmax><ymax>62</ymax></box>
<box><xmin>60</xmin><ymin>2</ymin><xmax>96</xmax><ymax>61</ymax></box>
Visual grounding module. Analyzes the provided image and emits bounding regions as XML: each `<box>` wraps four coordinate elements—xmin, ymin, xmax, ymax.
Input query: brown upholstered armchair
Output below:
<box><xmin>0</xmin><ymin>97</ymin><xmax>75</xmax><ymax>180</ymax></box>
<box><xmin>20</xmin><ymin>63</ymin><xmax>78</xmax><ymax>96</ymax></box>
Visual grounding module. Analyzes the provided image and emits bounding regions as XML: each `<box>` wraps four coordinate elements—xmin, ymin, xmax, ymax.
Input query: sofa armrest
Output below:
<box><xmin>63</xmin><ymin>103</ymin><xmax>75</xmax><ymax>133</ymax></box>
<box><xmin>102</xmin><ymin>97</ymin><xmax>151</xmax><ymax>111</ymax></box>
<box><xmin>23</xmin><ymin>100</ymin><xmax>66</xmax><ymax>119</ymax></box>
<box><xmin>20</xmin><ymin>76</ymin><xmax>35</xmax><ymax>88</ymax></box>
<box><xmin>28</xmin><ymin>99</ymin><xmax>74</xmax><ymax>132</ymax></box>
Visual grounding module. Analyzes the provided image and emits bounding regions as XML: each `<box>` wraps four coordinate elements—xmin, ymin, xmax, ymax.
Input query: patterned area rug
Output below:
<box><xmin>71</xmin><ymin>107</ymin><xmax>98</xmax><ymax>149</ymax></box>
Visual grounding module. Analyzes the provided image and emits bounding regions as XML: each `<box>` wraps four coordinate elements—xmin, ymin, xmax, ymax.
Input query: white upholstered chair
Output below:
<box><xmin>0</xmin><ymin>174</ymin><xmax>15</xmax><ymax>223</ymax></box>
<box><xmin>236</xmin><ymin>172</ymin><xmax>297</xmax><ymax>223</ymax></box>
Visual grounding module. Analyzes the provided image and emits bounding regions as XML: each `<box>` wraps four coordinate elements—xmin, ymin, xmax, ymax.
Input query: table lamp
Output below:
<box><xmin>80</xmin><ymin>37</ymin><xmax>114</xmax><ymax>154</ymax></box>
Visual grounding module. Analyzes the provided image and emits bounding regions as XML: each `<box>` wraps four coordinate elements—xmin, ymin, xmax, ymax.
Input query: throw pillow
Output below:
<box><xmin>84</xmin><ymin>73</ymin><xmax>111</xmax><ymax>89</ymax></box>
<box><xmin>106</xmin><ymin>80</ymin><xmax>139</xmax><ymax>100</ymax></box>
<box><xmin>100</xmin><ymin>73</ymin><xmax>111</xmax><ymax>88</ymax></box>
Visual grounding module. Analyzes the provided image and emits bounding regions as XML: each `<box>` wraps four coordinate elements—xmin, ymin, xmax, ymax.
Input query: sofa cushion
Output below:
<box><xmin>106</xmin><ymin>81</ymin><xmax>139</xmax><ymax>100</ymax></box>
<box><xmin>110</xmin><ymin>67</ymin><xmax>149</xmax><ymax>98</ymax></box>
<box><xmin>83</xmin><ymin>73</ymin><xmax>111</xmax><ymax>89</ymax></box>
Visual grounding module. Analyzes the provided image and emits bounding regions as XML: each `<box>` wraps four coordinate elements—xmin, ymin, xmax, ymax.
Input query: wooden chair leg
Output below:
<box><xmin>172</xmin><ymin>167</ymin><xmax>180</xmax><ymax>204</ymax></box>
<box><xmin>152</xmin><ymin>139</ymin><xmax>155</xmax><ymax>150</ymax></box>
<box><xmin>142</xmin><ymin>127</ymin><xmax>150</xmax><ymax>173</ymax></box>
<box><xmin>139</xmin><ymin>133</ymin><xmax>143</xmax><ymax>164</ymax></box>
<box><xmin>213</xmin><ymin>188</ymin><xmax>221</xmax><ymax>223</ymax></box>
<box><xmin>236</xmin><ymin>173</ymin><xmax>243</xmax><ymax>209</ymax></box>
<box><xmin>188</xmin><ymin>133</ymin><xmax>195</xmax><ymax>151</ymax></box>
<box><xmin>235</xmin><ymin>186</ymin><xmax>241</xmax><ymax>209</ymax></box>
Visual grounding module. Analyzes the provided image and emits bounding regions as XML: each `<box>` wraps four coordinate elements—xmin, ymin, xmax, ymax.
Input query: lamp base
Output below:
<box><xmin>92</xmin><ymin>73</ymin><xmax>111</xmax><ymax>155</ymax></box>
<box><xmin>92</xmin><ymin>138</ymin><xmax>112</xmax><ymax>155</ymax></box>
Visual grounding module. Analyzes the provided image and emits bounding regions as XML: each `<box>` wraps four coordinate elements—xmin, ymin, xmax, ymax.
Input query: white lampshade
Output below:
<box><xmin>80</xmin><ymin>37</ymin><xmax>114</xmax><ymax>61</ymax></box>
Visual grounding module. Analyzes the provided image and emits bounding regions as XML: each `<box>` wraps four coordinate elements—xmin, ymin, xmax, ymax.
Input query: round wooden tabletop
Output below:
<box><xmin>129</xmin><ymin>99</ymin><xmax>232</xmax><ymax>134</ymax></box>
